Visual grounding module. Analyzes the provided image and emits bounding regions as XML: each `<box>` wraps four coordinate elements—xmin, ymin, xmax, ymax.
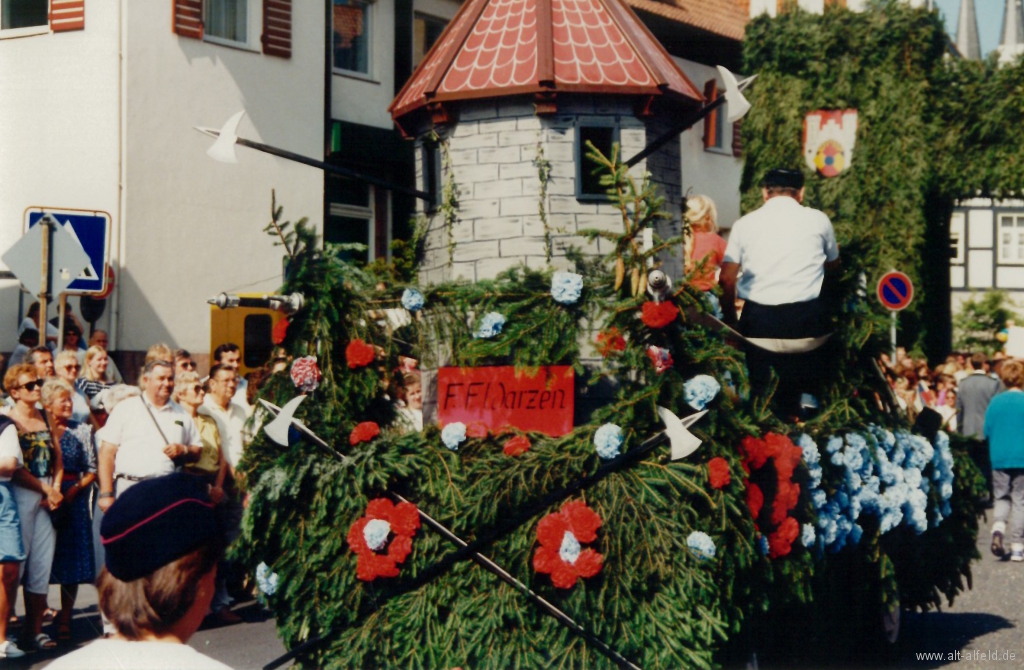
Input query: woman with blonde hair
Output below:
<box><xmin>684</xmin><ymin>195</ymin><xmax>728</xmax><ymax>318</ymax></box>
<box><xmin>76</xmin><ymin>347</ymin><xmax>115</xmax><ymax>426</ymax></box>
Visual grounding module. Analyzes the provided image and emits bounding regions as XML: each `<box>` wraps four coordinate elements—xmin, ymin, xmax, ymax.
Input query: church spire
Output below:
<box><xmin>956</xmin><ymin>0</ymin><xmax>981</xmax><ymax>60</ymax></box>
<box><xmin>998</xmin><ymin>0</ymin><xmax>1024</xmax><ymax>63</ymax></box>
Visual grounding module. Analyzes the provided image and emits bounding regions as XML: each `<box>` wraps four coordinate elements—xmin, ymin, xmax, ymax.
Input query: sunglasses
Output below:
<box><xmin>179</xmin><ymin>361</ymin><xmax>197</xmax><ymax>369</ymax></box>
<box><xmin>190</xmin><ymin>384</ymin><xmax>204</xmax><ymax>394</ymax></box>
<box><xmin>18</xmin><ymin>381</ymin><xmax>41</xmax><ymax>392</ymax></box>
<box><xmin>63</xmin><ymin>364</ymin><xmax>80</xmax><ymax>371</ymax></box>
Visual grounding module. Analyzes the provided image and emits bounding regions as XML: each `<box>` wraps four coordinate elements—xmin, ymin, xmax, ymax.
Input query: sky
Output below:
<box><xmin>934</xmin><ymin>0</ymin><xmax>1005</xmax><ymax>56</ymax></box>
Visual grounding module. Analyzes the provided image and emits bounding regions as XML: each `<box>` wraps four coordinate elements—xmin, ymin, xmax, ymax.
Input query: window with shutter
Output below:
<box><xmin>262</xmin><ymin>0</ymin><xmax>290</xmax><ymax>58</ymax></box>
<box><xmin>50</xmin><ymin>0</ymin><xmax>84</xmax><ymax>32</ymax></box>
<box><xmin>702</xmin><ymin>79</ymin><xmax>722</xmax><ymax>151</ymax></box>
<box><xmin>1</xmin><ymin>0</ymin><xmax>48</xmax><ymax>32</ymax></box>
<box><xmin>173</xmin><ymin>0</ymin><xmax>203</xmax><ymax>39</ymax></box>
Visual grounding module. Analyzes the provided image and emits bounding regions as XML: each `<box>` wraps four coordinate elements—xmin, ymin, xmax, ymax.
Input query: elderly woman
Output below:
<box><xmin>76</xmin><ymin>346</ymin><xmax>114</xmax><ymax>426</ymax></box>
<box><xmin>54</xmin><ymin>351</ymin><xmax>91</xmax><ymax>426</ymax></box>
<box><xmin>5</xmin><ymin>364</ymin><xmax>63</xmax><ymax>651</ymax></box>
<box><xmin>42</xmin><ymin>379</ymin><xmax>96</xmax><ymax>644</ymax></box>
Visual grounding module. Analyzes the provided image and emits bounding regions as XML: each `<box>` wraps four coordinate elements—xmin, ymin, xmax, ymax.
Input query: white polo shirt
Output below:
<box><xmin>97</xmin><ymin>395</ymin><xmax>201</xmax><ymax>479</ymax></box>
<box><xmin>723</xmin><ymin>196</ymin><xmax>839</xmax><ymax>305</ymax></box>
<box><xmin>200</xmin><ymin>396</ymin><xmax>248</xmax><ymax>468</ymax></box>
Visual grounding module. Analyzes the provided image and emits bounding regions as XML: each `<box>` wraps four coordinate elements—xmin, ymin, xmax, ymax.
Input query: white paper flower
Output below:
<box><xmin>363</xmin><ymin>519</ymin><xmax>392</xmax><ymax>552</ymax></box>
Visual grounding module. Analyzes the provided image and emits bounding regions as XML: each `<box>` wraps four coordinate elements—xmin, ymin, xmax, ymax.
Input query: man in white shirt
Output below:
<box><xmin>96</xmin><ymin>360</ymin><xmax>203</xmax><ymax>510</ymax></box>
<box><xmin>212</xmin><ymin>343</ymin><xmax>251</xmax><ymax>410</ymax></box>
<box><xmin>720</xmin><ymin>168</ymin><xmax>841</xmax><ymax>416</ymax></box>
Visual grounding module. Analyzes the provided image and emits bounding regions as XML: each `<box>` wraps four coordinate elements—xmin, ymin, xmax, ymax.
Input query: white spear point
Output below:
<box><xmin>657</xmin><ymin>406</ymin><xmax>707</xmax><ymax>461</ymax></box>
<box><xmin>262</xmin><ymin>394</ymin><xmax>307</xmax><ymax>446</ymax></box>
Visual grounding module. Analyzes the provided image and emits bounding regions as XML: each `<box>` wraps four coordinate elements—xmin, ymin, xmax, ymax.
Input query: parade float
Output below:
<box><xmin>227</xmin><ymin>1</ymin><xmax>985</xmax><ymax>668</ymax></box>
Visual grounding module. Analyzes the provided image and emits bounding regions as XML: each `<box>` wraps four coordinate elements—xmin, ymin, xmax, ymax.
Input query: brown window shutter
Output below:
<box><xmin>173</xmin><ymin>0</ymin><xmax>203</xmax><ymax>39</ymax></box>
<box><xmin>732</xmin><ymin>119</ymin><xmax>743</xmax><ymax>157</ymax></box>
<box><xmin>262</xmin><ymin>0</ymin><xmax>292</xmax><ymax>58</ymax></box>
<box><xmin>702</xmin><ymin>80</ymin><xmax>718</xmax><ymax>150</ymax></box>
<box><xmin>50</xmin><ymin>0</ymin><xmax>85</xmax><ymax>32</ymax></box>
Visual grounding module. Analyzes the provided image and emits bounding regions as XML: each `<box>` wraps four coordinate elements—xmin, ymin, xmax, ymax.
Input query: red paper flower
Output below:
<box><xmin>768</xmin><ymin>516</ymin><xmax>800</xmax><ymax>558</ymax></box>
<box><xmin>466</xmin><ymin>422</ymin><xmax>489</xmax><ymax>438</ymax></box>
<box><xmin>272</xmin><ymin>318</ymin><xmax>289</xmax><ymax>345</ymax></box>
<box><xmin>641</xmin><ymin>301</ymin><xmax>678</xmax><ymax>329</ymax></box>
<box><xmin>595</xmin><ymin>328</ymin><xmax>627</xmax><ymax>357</ymax></box>
<box><xmin>533</xmin><ymin>501</ymin><xmax>604</xmax><ymax>589</ymax></box>
<box><xmin>290</xmin><ymin>356</ymin><xmax>321</xmax><ymax>392</ymax></box>
<box><xmin>503</xmin><ymin>435</ymin><xmax>531</xmax><ymax>457</ymax></box>
<box><xmin>347</xmin><ymin>498</ymin><xmax>421</xmax><ymax>582</ymax></box>
<box><xmin>646</xmin><ymin>345</ymin><xmax>674</xmax><ymax>374</ymax></box>
<box><xmin>746</xmin><ymin>482</ymin><xmax>764</xmax><ymax>520</ymax></box>
<box><xmin>345</xmin><ymin>339</ymin><xmax>376</xmax><ymax>369</ymax></box>
<box><xmin>350</xmin><ymin>421</ymin><xmax>380</xmax><ymax>446</ymax></box>
<box><xmin>708</xmin><ymin>457</ymin><xmax>731</xmax><ymax>489</ymax></box>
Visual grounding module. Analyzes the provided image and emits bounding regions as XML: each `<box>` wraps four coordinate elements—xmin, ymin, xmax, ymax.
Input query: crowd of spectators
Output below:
<box><xmin>0</xmin><ymin>312</ymin><xmax>286</xmax><ymax>659</ymax></box>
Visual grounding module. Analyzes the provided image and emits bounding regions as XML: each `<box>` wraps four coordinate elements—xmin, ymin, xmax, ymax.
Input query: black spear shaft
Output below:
<box><xmin>263</xmin><ymin>429</ymin><xmax>672</xmax><ymax>670</ymax></box>
<box><xmin>624</xmin><ymin>93</ymin><xmax>728</xmax><ymax>168</ymax></box>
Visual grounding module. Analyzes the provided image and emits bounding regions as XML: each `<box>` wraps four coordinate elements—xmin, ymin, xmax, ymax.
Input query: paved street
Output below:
<box><xmin>9</xmin><ymin>585</ymin><xmax>288</xmax><ymax>670</ymax></box>
<box><xmin>0</xmin><ymin>513</ymin><xmax>1017</xmax><ymax>669</ymax></box>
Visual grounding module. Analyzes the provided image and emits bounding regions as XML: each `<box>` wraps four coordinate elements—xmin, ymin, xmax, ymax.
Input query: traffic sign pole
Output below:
<box><xmin>39</xmin><ymin>216</ymin><xmax>52</xmax><ymax>339</ymax></box>
<box><xmin>57</xmin><ymin>293</ymin><xmax>67</xmax><ymax>352</ymax></box>
<box><xmin>891</xmin><ymin>311</ymin><xmax>897</xmax><ymax>364</ymax></box>
<box><xmin>876</xmin><ymin>270</ymin><xmax>914</xmax><ymax>365</ymax></box>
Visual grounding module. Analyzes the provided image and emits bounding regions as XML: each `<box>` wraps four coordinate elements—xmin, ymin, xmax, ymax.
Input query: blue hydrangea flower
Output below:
<box><xmin>808</xmin><ymin>463</ymin><xmax>823</xmax><ymax>489</ymax></box>
<box><xmin>474</xmin><ymin>312</ymin><xmax>506</xmax><ymax>339</ymax></box>
<box><xmin>801</xmin><ymin>523</ymin><xmax>816</xmax><ymax>548</ymax></box>
<box><xmin>550</xmin><ymin>271</ymin><xmax>584</xmax><ymax>305</ymax></box>
<box><xmin>401</xmin><ymin>288</ymin><xmax>425</xmax><ymax>312</ymax></box>
<box><xmin>559</xmin><ymin>531</ymin><xmax>581</xmax><ymax>564</ymax></box>
<box><xmin>826</xmin><ymin>436</ymin><xmax>844</xmax><ymax>454</ymax></box>
<box><xmin>686</xmin><ymin>531</ymin><xmax>716</xmax><ymax>560</ymax></box>
<box><xmin>594</xmin><ymin>423</ymin><xmax>623</xmax><ymax>460</ymax></box>
<box><xmin>363</xmin><ymin>519</ymin><xmax>391</xmax><ymax>551</ymax></box>
<box><xmin>441</xmin><ymin>422</ymin><xmax>467</xmax><ymax>451</ymax></box>
<box><xmin>812</xmin><ymin>489</ymin><xmax>827</xmax><ymax>509</ymax></box>
<box><xmin>683</xmin><ymin>375</ymin><xmax>721</xmax><ymax>411</ymax></box>
<box><xmin>796</xmin><ymin>433</ymin><xmax>820</xmax><ymax>464</ymax></box>
<box><xmin>256</xmin><ymin>562</ymin><xmax>279</xmax><ymax>597</ymax></box>
<box><xmin>758</xmin><ymin>534</ymin><xmax>769</xmax><ymax>556</ymax></box>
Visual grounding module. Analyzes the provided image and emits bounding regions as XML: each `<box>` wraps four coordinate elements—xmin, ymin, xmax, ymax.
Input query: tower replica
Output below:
<box><xmin>389</xmin><ymin>0</ymin><xmax>702</xmax><ymax>284</ymax></box>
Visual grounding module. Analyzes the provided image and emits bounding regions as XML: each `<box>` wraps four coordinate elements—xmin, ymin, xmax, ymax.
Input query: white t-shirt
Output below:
<box><xmin>46</xmin><ymin>639</ymin><xmax>233</xmax><ymax>670</ymax></box>
<box><xmin>723</xmin><ymin>196</ymin><xmax>839</xmax><ymax>305</ymax></box>
<box><xmin>200</xmin><ymin>396</ymin><xmax>248</xmax><ymax>468</ymax></box>
<box><xmin>0</xmin><ymin>424</ymin><xmax>23</xmax><ymax>483</ymax></box>
<box><xmin>97</xmin><ymin>395</ymin><xmax>202</xmax><ymax>479</ymax></box>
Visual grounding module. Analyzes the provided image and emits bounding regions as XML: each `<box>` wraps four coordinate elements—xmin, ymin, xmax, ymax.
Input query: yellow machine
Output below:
<box><xmin>209</xmin><ymin>292</ymin><xmax>291</xmax><ymax>378</ymax></box>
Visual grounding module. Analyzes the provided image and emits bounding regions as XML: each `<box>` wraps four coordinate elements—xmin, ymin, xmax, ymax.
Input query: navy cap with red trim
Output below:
<box><xmin>100</xmin><ymin>472</ymin><xmax>222</xmax><ymax>582</ymax></box>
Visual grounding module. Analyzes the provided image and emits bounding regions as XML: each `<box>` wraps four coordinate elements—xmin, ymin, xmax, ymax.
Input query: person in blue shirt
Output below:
<box><xmin>984</xmin><ymin>359</ymin><xmax>1024</xmax><ymax>560</ymax></box>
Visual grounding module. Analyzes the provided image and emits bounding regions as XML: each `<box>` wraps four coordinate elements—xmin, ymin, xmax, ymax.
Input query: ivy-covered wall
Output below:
<box><xmin>740</xmin><ymin>2</ymin><xmax>968</xmax><ymax>359</ymax></box>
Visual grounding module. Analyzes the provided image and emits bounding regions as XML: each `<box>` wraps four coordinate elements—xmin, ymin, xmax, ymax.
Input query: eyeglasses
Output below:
<box><xmin>178</xmin><ymin>361</ymin><xmax>196</xmax><ymax>370</ymax></box>
<box><xmin>63</xmin><ymin>365</ymin><xmax>80</xmax><ymax>372</ymax></box>
<box><xmin>18</xmin><ymin>381</ymin><xmax>40</xmax><ymax>392</ymax></box>
<box><xmin>190</xmin><ymin>385</ymin><xmax>204</xmax><ymax>394</ymax></box>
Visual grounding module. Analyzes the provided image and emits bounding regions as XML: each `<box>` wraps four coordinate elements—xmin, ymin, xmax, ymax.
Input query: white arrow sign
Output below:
<box><xmin>1</xmin><ymin>219</ymin><xmax>91</xmax><ymax>297</ymax></box>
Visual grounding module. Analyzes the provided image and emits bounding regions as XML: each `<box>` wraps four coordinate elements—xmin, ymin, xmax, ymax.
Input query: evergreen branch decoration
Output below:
<box><xmin>533</xmin><ymin>142</ymin><xmax>554</xmax><ymax>262</ymax></box>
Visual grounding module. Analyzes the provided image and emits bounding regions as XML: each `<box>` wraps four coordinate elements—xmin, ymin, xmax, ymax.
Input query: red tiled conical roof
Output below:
<box><xmin>390</xmin><ymin>0</ymin><xmax>703</xmax><ymax>125</ymax></box>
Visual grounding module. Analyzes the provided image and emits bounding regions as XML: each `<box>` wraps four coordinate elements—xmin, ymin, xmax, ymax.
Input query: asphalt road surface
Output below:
<box><xmin>6</xmin><ymin>512</ymin><xmax>1020</xmax><ymax>669</ymax></box>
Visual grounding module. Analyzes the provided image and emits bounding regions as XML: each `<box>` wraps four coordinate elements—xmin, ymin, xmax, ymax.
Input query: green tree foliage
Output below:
<box><xmin>239</xmin><ymin>146</ymin><xmax>983</xmax><ymax>667</ymax></box>
<box><xmin>953</xmin><ymin>291</ymin><xmax>1020</xmax><ymax>354</ymax></box>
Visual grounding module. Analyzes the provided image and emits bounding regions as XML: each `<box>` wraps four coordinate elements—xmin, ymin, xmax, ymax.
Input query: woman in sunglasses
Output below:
<box><xmin>54</xmin><ymin>352</ymin><xmax>91</xmax><ymax>426</ymax></box>
<box><xmin>4</xmin><ymin>364</ymin><xmax>63</xmax><ymax>651</ymax></box>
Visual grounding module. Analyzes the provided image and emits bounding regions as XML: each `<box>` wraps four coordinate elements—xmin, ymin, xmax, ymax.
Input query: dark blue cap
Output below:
<box><xmin>100</xmin><ymin>472</ymin><xmax>222</xmax><ymax>582</ymax></box>
<box><xmin>763</xmin><ymin>168</ymin><xmax>805</xmax><ymax>190</ymax></box>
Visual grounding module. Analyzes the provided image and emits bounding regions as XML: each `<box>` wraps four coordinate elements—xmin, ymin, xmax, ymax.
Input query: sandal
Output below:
<box><xmin>29</xmin><ymin>633</ymin><xmax>57</xmax><ymax>650</ymax></box>
<box><xmin>42</xmin><ymin>608</ymin><xmax>57</xmax><ymax>623</ymax></box>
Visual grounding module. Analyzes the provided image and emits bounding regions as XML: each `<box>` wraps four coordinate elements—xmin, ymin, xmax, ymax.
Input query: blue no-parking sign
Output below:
<box><xmin>877</xmin><ymin>271</ymin><xmax>914</xmax><ymax>311</ymax></box>
<box><xmin>25</xmin><ymin>208</ymin><xmax>110</xmax><ymax>294</ymax></box>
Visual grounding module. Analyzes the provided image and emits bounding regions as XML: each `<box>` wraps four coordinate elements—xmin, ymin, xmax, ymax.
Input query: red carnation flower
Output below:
<box><xmin>290</xmin><ymin>356</ymin><xmax>322</xmax><ymax>392</ymax></box>
<box><xmin>345</xmin><ymin>339</ymin><xmax>376</xmax><ymax>369</ymax></box>
<box><xmin>746</xmin><ymin>482</ymin><xmax>764</xmax><ymax>521</ymax></box>
<box><xmin>503</xmin><ymin>435</ymin><xmax>531</xmax><ymax>457</ymax></box>
<box><xmin>466</xmin><ymin>422</ymin><xmax>489</xmax><ymax>438</ymax></box>
<box><xmin>641</xmin><ymin>301</ymin><xmax>678</xmax><ymax>329</ymax></box>
<box><xmin>768</xmin><ymin>516</ymin><xmax>800</xmax><ymax>559</ymax></box>
<box><xmin>347</xmin><ymin>498</ymin><xmax>421</xmax><ymax>582</ymax></box>
<box><xmin>533</xmin><ymin>501</ymin><xmax>604</xmax><ymax>589</ymax></box>
<box><xmin>595</xmin><ymin>328</ymin><xmax>627</xmax><ymax>357</ymax></box>
<box><xmin>272</xmin><ymin>318</ymin><xmax>289</xmax><ymax>345</ymax></box>
<box><xmin>350</xmin><ymin>421</ymin><xmax>380</xmax><ymax>446</ymax></box>
<box><xmin>708</xmin><ymin>457</ymin><xmax>731</xmax><ymax>489</ymax></box>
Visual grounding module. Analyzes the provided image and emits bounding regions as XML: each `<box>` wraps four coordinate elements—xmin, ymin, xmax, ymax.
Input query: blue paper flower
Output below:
<box><xmin>550</xmin><ymin>271</ymin><xmax>584</xmax><ymax>305</ymax></box>
<box><xmin>441</xmin><ymin>422</ymin><xmax>467</xmax><ymax>451</ymax></box>
<box><xmin>474</xmin><ymin>312</ymin><xmax>506</xmax><ymax>339</ymax></box>
<box><xmin>593</xmin><ymin>423</ymin><xmax>623</xmax><ymax>460</ymax></box>
<box><xmin>401</xmin><ymin>288</ymin><xmax>425</xmax><ymax>312</ymax></box>
<box><xmin>686</xmin><ymin>531</ymin><xmax>716</xmax><ymax>560</ymax></box>
<box><xmin>683</xmin><ymin>375</ymin><xmax>721</xmax><ymax>411</ymax></box>
<box><xmin>256</xmin><ymin>562</ymin><xmax>279</xmax><ymax>597</ymax></box>
<box><xmin>758</xmin><ymin>534</ymin><xmax>770</xmax><ymax>556</ymax></box>
<box><xmin>801</xmin><ymin>523</ymin><xmax>816</xmax><ymax>548</ymax></box>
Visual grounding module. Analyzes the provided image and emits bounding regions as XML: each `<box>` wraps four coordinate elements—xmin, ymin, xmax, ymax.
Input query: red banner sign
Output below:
<box><xmin>437</xmin><ymin>366</ymin><xmax>574</xmax><ymax>436</ymax></box>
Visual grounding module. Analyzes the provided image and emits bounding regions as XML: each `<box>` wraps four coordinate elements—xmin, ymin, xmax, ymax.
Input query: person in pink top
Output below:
<box><xmin>684</xmin><ymin>195</ymin><xmax>728</xmax><ymax>317</ymax></box>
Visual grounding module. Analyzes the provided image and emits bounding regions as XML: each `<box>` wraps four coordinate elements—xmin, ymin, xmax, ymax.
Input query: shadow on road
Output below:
<box><xmin>896</xmin><ymin>610</ymin><xmax>1015</xmax><ymax>668</ymax></box>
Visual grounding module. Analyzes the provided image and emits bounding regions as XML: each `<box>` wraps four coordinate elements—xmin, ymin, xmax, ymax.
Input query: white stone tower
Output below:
<box><xmin>998</xmin><ymin>0</ymin><xmax>1024</xmax><ymax>64</ymax></box>
<box><xmin>956</xmin><ymin>0</ymin><xmax>981</xmax><ymax>60</ymax></box>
